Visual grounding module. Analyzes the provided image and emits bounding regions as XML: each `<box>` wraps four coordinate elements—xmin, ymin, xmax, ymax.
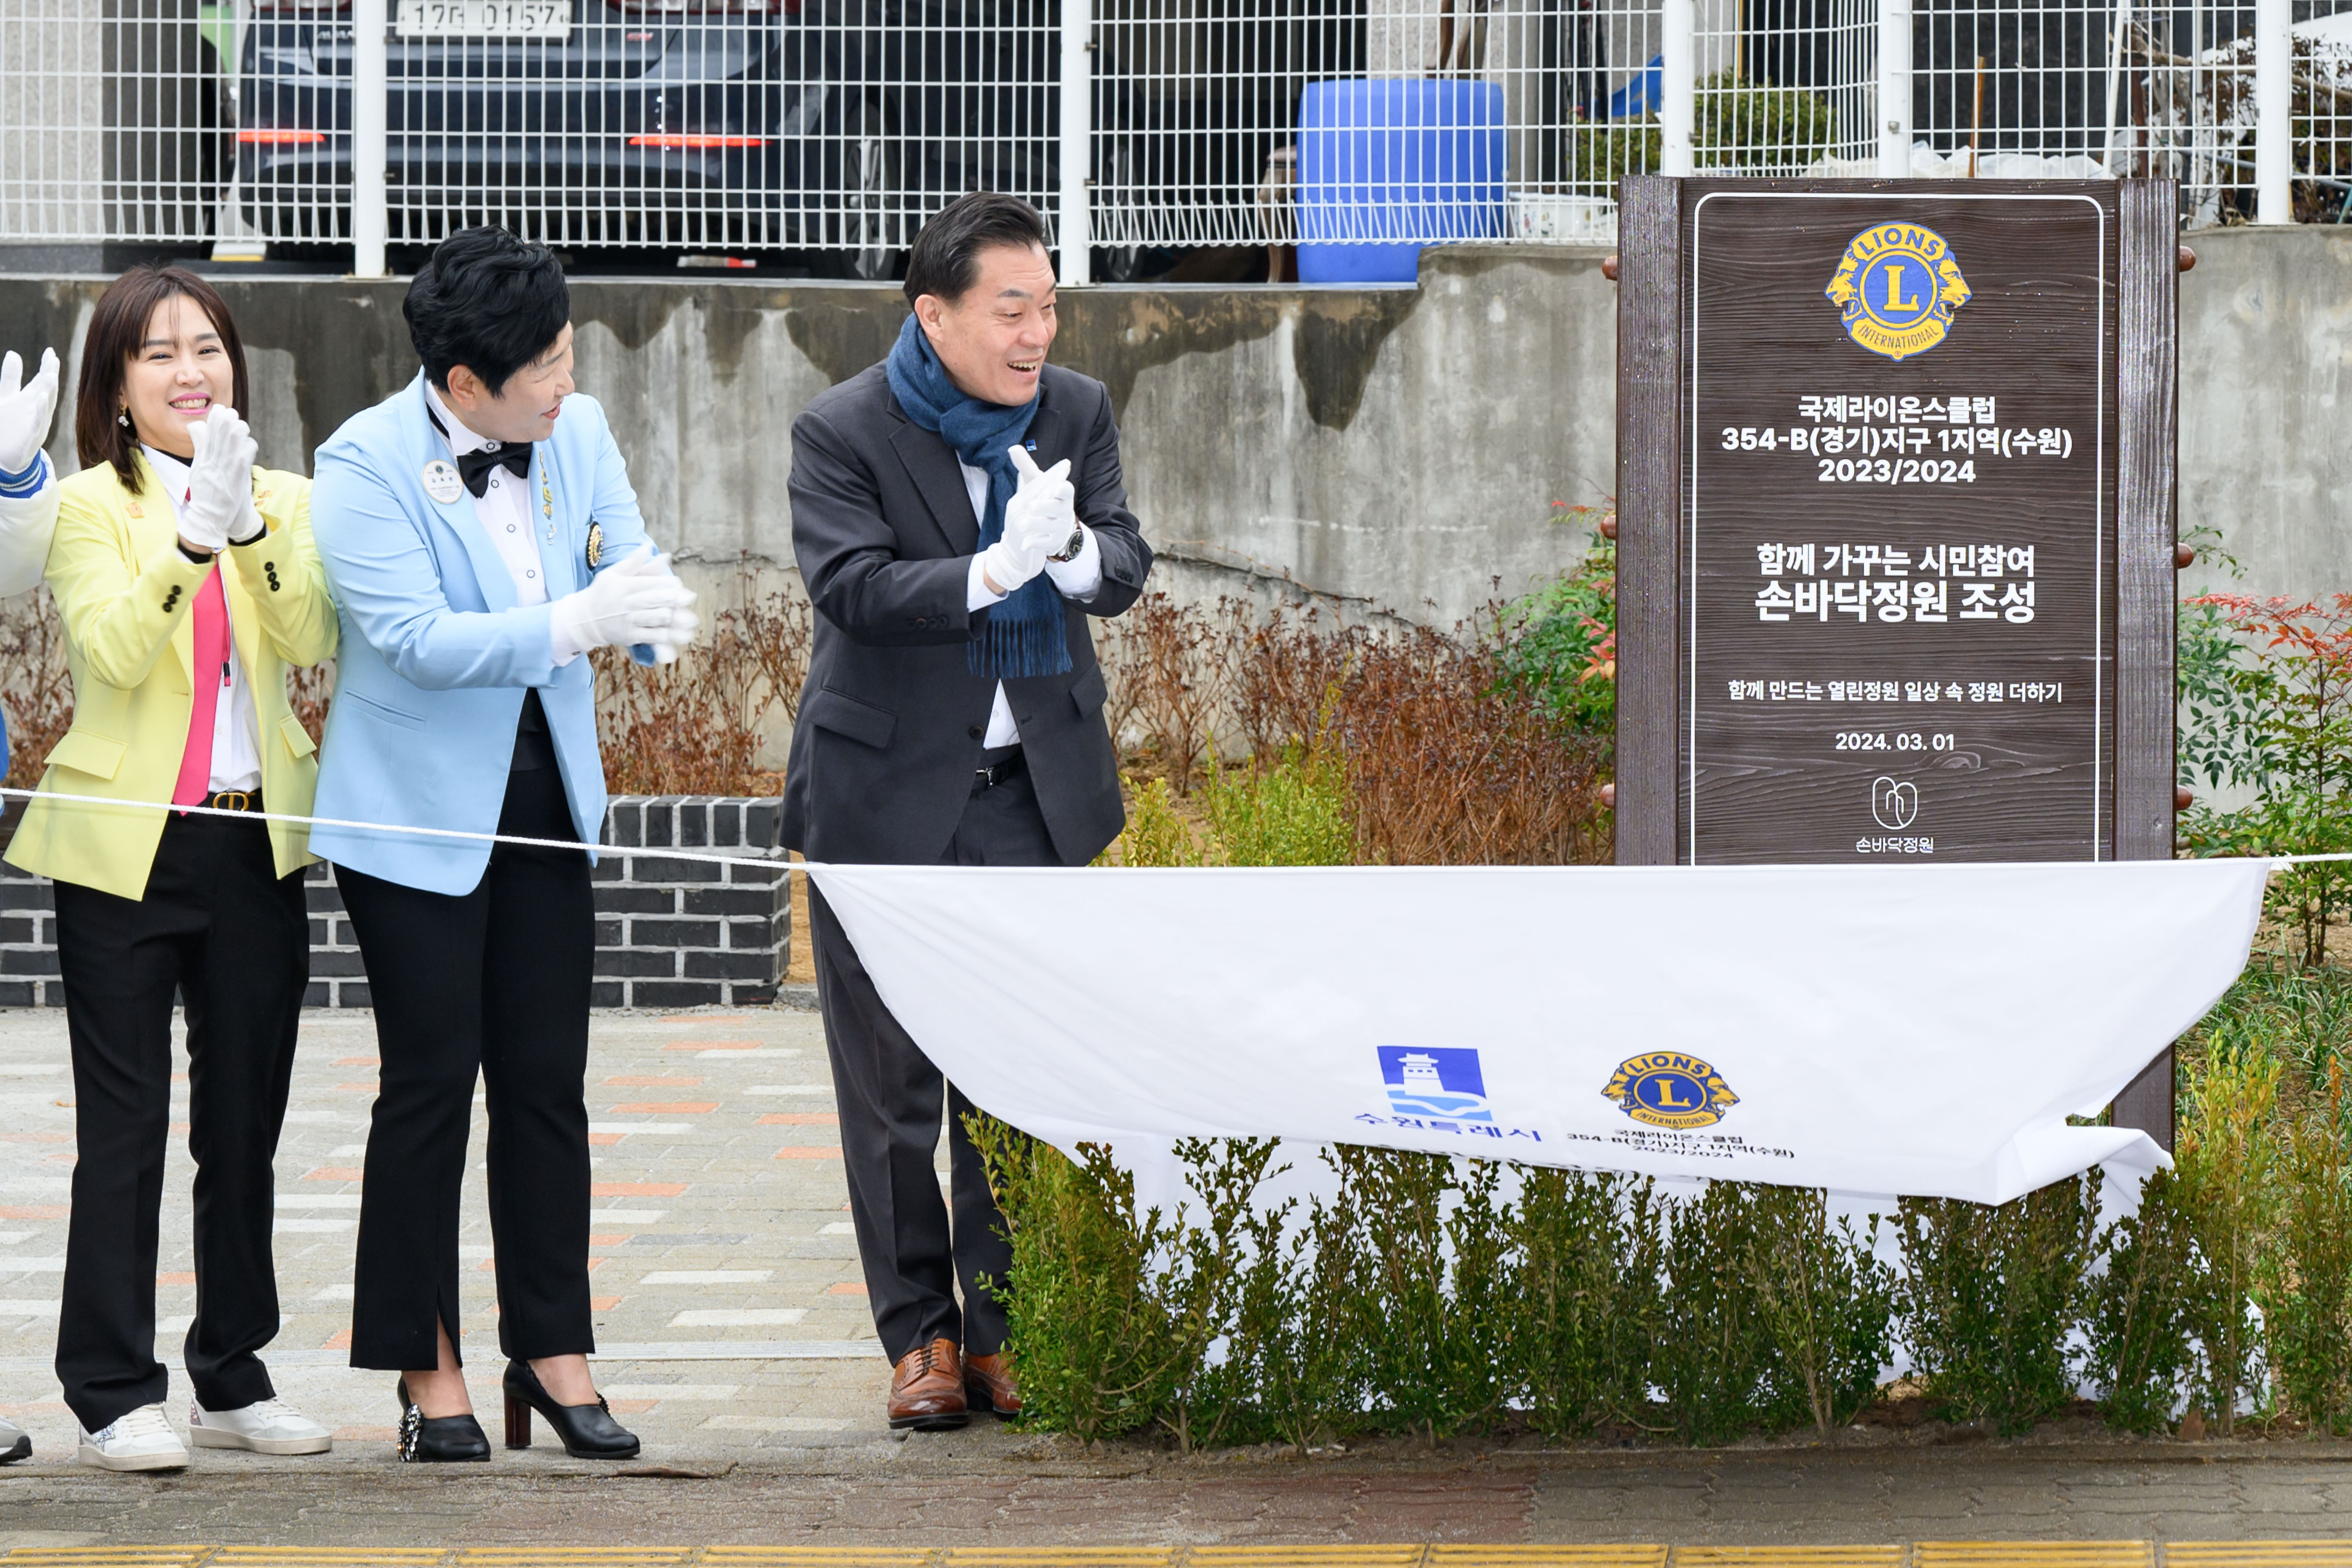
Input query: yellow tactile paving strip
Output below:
<box><xmin>1676</xmin><ymin>1552</ymin><xmax>1904</xmax><ymax>1568</ymax></box>
<box><xmin>9</xmin><ymin>1547</ymin><xmax>2348</xmax><ymax>1568</ymax></box>
<box><xmin>1917</xmin><ymin>1550</ymin><xmax>2156</xmax><ymax>1568</ymax></box>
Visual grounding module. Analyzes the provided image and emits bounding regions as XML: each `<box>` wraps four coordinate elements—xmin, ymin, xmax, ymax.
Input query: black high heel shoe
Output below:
<box><xmin>395</xmin><ymin>1377</ymin><xmax>490</xmax><ymax>1463</ymax></box>
<box><xmin>502</xmin><ymin>1359</ymin><xmax>640</xmax><ymax>1460</ymax></box>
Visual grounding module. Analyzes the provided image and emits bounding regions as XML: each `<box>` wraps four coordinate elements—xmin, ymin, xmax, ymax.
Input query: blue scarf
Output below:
<box><xmin>885</xmin><ymin>314</ymin><xmax>1071</xmax><ymax>680</ymax></box>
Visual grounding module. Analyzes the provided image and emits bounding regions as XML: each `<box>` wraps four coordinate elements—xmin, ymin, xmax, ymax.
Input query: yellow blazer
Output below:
<box><xmin>5</xmin><ymin>456</ymin><xmax>339</xmax><ymax>900</ymax></box>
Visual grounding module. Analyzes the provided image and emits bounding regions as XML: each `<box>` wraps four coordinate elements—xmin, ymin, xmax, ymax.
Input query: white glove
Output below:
<box><xmin>552</xmin><ymin>546</ymin><xmax>695</xmax><ymax>657</ymax></box>
<box><xmin>181</xmin><ymin>405</ymin><xmax>261</xmax><ymax>553</ymax></box>
<box><xmin>1007</xmin><ymin>444</ymin><xmax>1078</xmax><ymax>556</ymax></box>
<box><xmin>622</xmin><ymin>549</ymin><xmax>702</xmax><ymax>665</ymax></box>
<box><xmin>0</xmin><ymin>348</ymin><xmax>59</xmax><ymax>478</ymax></box>
<box><xmin>979</xmin><ymin>447</ymin><xmax>1071</xmax><ymax>595</ymax></box>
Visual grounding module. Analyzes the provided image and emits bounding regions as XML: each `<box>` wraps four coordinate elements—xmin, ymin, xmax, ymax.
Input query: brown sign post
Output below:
<box><xmin>1613</xmin><ymin>177</ymin><xmax>2183</xmax><ymax>1147</ymax></box>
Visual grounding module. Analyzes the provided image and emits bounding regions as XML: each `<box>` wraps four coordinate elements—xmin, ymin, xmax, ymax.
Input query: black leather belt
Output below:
<box><xmin>972</xmin><ymin>751</ymin><xmax>1025</xmax><ymax>793</ymax></box>
<box><xmin>203</xmin><ymin>790</ymin><xmax>263</xmax><ymax>813</ymax></box>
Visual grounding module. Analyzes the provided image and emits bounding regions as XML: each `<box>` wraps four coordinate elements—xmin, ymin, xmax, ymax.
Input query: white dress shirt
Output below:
<box><xmin>145</xmin><ymin>446</ymin><xmax>263</xmax><ymax>793</ymax></box>
<box><xmin>958</xmin><ymin>459</ymin><xmax>1103</xmax><ymax>748</ymax></box>
<box><xmin>425</xmin><ymin>384</ymin><xmax>597</xmax><ymax>666</ymax></box>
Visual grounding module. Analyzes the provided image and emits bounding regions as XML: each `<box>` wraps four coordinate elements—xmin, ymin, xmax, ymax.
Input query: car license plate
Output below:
<box><xmin>396</xmin><ymin>0</ymin><xmax>569</xmax><ymax>40</ymax></box>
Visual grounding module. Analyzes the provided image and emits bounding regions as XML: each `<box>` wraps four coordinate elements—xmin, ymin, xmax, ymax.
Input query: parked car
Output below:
<box><xmin>236</xmin><ymin>0</ymin><xmax>846</xmax><ymax>252</ymax></box>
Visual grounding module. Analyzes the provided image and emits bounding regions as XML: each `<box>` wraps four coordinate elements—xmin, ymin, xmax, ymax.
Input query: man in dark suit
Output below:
<box><xmin>784</xmin><ymin>192</ymin><xmax>1151</xmax><ymax>1430</ymax></box>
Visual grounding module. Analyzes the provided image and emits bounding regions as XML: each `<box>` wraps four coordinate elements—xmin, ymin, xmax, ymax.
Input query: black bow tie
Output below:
<box><xmin>456</xmin><ymin>443</ymin><xmax>530</xmax><ymax>499</ymax></box>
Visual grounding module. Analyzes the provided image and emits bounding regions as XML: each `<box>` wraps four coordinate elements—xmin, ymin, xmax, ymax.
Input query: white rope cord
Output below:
<box><xmin>0</xmin><ymin>784</ymin><xmax>2343</xmax><ymax>873</ymax></box>
<box><xmin>0</xmin><ymin>786</ymin><xmax>793</xmax><ymax>873</ymax></box>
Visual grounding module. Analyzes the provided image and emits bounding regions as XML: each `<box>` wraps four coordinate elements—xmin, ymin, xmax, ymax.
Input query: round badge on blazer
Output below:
<box><xmin>422</xmin><ymin>459</ymin><xmax>465</xmax><ymax>505</ymax></box>
<box><xmin>586</xmin><ymin>521</ymin><xmax>604</xmax><ymax>570</ymax></box>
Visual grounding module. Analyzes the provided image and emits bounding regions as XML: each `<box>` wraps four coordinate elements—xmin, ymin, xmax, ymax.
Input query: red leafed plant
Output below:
<box><xmin>2180</xmin><ymin>593</ymin><xmax>2352</xmax><ymax>965</ymax></box>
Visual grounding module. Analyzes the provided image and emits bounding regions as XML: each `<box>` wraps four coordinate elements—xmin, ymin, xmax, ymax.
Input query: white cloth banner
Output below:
<box><xmin>809</xmin><ymin>859</ymin><xmax>2272</xmax><ymax>1205</ymax></box>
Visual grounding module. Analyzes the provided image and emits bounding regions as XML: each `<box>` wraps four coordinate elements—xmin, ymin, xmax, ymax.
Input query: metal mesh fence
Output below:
<box><xmin>1089</xmin><ymin>0</ymin><xmax>1657</xmax><ymax>252</ymax></box>
<box><xmin>5</xmin><ymin>0</ymin><xmax>2352</xmax><ymax>257</ymax></box>
<box><xmin>1691</xmin><ymin>0</ymin><xmax>1876</xmax><ymax>174</ymax></box>
<box><xmin>0</xmin><ymin>0</ymin><xmax>239</xmax><ymax>244</ymax></box>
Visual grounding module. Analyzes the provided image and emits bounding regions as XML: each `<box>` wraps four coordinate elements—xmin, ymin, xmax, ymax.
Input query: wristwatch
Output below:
<box><xmin>1049</xmin><ymin>523</ymin><xmax>1086</xmax><ymax>563</ymax></box>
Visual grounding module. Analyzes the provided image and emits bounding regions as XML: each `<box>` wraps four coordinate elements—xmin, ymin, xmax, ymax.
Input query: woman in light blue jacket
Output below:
<box><xmin>308</xmin><ymin>228</ymin><xmax>695</xmax><ymax>1464</ymax></box>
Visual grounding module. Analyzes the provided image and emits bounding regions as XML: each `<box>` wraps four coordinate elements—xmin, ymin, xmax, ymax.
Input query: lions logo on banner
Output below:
<box><xmin>1824</xmin><ymin>223</ymin><xmax>1971</xmax><ymax>361</ymax></box>
<box><xmin>1378</xmin><ymin>1046</ymin><xmax>1493</xmax><ymax>1123</ymax></box>
<box><xmin>1602</xmin><ymin>1053</ymin><xmax>1740</xmax><ymax>1131</ymax></box>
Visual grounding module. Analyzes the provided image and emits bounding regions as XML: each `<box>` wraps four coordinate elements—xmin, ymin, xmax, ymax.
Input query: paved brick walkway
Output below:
<box><xmin>5</xmin><ymin>1007</ymin><xmax>2352</xmax><ymax>1552</ymax></box>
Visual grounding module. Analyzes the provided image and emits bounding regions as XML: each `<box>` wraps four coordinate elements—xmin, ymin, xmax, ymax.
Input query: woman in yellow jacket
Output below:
<box><xmin>4</xmin><ymin>266</ymin><xmax>338</xmax><ymax>1472</ymax></box>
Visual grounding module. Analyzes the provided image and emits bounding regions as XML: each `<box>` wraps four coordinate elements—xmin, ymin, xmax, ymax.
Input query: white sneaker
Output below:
<box><xmin>0</xmin><ymin>1412</ymin><xmax>28</xmax><ymax>1463</ymax></box>
<box><xmin>188</xmin><ymin>1397</ymin><xmax>332</xmax><ymax>1455</ymax></box>
<box><xmin>77</xmin><ymin>1404</ymin><xmax>188</xmax><ymax>1471</ymax></box>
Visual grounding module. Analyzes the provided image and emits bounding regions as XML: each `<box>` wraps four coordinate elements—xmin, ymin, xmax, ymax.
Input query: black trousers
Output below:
<box><xmin>338</xmin><ymin>760</ymin><xmax>594</xmax><ymax>1370</ymax></box>
<box><xmin>810</xmin><ymin>753</ymin><xmax>1055</xmax><ymax>1365</ymax></box>
<box><xmin>52</xmin><ymin>809</ymin><xmax>309</xmax><ymax>1432</ymax></box>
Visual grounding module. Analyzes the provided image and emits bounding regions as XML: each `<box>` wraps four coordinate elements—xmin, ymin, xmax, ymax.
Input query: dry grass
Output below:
<box><xmin>1096</xmin><ymin>592</ymin><xmax>1611</xmax><ymax>866</ymax></box>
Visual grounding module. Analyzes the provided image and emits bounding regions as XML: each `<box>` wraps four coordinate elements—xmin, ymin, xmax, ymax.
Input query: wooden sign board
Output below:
<box><xmin>1613</xmin><ymin>177</ymin><xmax>2181</xmax><ymax>1142</ymax></box>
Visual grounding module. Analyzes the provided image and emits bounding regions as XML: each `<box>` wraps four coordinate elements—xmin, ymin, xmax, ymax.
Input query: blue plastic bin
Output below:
<box><xmin>1295</xmin><ymin>78</ymin><xmax>1507</xmax><ymax>285</ymax></box>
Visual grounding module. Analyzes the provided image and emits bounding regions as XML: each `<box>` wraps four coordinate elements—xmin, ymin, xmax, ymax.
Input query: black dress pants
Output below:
<box><xmin>52</xmin><ymin>809</ymin><xmax>309</xmax><ymax>1432</ymax></box>
<box><xmin>810</xmin><ymin>753</ymin><xmax>1054</xmax><ymax>1365</ymax></box>
<box><xmin>337</xmin><ymin>760</ymin><xmax>594</xmax><ymax>1370</ymax></box>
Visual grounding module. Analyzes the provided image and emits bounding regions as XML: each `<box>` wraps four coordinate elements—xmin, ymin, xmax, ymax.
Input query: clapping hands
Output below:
<box><xmin>978</xmin><ymin>445</ymin><xmax>1076</xmax><ymax>596</ymax></box>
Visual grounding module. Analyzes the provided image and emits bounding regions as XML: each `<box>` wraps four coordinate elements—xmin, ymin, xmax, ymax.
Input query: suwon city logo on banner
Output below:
<box><xmin>1359</xmin><ymin>1046</ymin><xmax>1549</xmax><ymax>1147</ymax></box>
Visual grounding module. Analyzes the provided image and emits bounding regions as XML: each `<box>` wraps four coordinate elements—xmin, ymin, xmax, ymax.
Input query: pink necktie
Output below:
<box><xmin>171</xmin><ymin>565</ymin><xmax>230</xmax><ymax>809</ymax></box>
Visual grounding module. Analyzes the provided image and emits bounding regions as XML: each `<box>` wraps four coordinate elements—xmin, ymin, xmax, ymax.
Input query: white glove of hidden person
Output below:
<box><xmin>552</xmin><ymin>546</ymin><xmax>696</xmax><ymax>658</ymax></box>
<box><xmin>0</xmin><ymin>348</ymin><xmax>60</xmax><ymax>478</ymax></box>
<box><xmin>979</xmin><ymin>446</ymin><xmax>1072</xmax><ymax>595</ymax></box>
<box><xmin>181</xmin><ymin>405</ymin><xmax>262</xmax><ymax>554</ymax></box>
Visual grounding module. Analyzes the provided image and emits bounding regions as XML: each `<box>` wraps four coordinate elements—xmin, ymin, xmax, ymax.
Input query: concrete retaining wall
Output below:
<box><xmin>0</xmin><ymin>225</ymin><xmax>2336</xmax><ymax>624</ymax></box>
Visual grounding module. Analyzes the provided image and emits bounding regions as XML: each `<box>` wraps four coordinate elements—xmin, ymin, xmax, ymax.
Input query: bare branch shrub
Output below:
<box><xmin>594</xmin><ymin>561</ymin><xmax>811</xmax><ymax>797</ymax></box>
<box><xmin>0</xmin><ymin>588</ymin><xmax>74</xmax><ymax>791</ymax></box>
<box><xmin>1100</xmin><ymin>590</ymin><xmax>1610</xmax><ymax>864</ymax></box>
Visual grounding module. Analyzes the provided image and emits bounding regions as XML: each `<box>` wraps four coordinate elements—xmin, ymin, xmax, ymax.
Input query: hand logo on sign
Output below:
<box><xmin>1871</xmin><ymin>775</ymin><xmax>1920</xmax><ymax>831</ymax></box>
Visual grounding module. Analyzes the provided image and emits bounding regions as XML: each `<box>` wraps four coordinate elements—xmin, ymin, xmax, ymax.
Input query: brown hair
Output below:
<box><xmin>75</xmin><ymin>265</ymin><xmax>251</xmax><ymax>491</ymax></box>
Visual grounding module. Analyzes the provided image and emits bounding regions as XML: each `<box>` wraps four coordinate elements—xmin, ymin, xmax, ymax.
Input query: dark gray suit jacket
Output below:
<box><xmin>782</xmin><ymin>361</ymin><xmax>1152</xmax><ymax>866</ymax></box>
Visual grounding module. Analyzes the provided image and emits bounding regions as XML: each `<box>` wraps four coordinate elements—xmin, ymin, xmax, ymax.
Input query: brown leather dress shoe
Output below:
<box><xmin>887</xmin><ymin>1338</ymin><xmax>968</xmax><ymax>1431</ymax></box>
<box><xmin>964</xmin><ymin>1349</ymin><xmax>1022</xmax><ymax>1418</ymax></box>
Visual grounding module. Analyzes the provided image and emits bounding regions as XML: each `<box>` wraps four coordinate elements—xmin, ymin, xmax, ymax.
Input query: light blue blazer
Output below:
<box><xmin>309</xmin><ymin>374</ymin><xmax>657</xmax><ymax>896</ymax></box>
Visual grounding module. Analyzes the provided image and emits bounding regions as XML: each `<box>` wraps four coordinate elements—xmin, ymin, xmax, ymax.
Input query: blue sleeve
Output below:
<box><xmin>0</xmin><ymin>452</ymin><xmax>47</xmax><ymax>499</ymax></box>
<box><xmin>311</xmin><ymin>446</ymin><xmax>561</xmax><ymax>691</ymax></box>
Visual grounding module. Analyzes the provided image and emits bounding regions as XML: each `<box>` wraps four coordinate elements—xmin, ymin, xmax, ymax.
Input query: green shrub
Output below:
<box><xmin>2174</xmin><ymin>1044</ymin><xmax>2281</xmax><ymax>1432</ymax></box>
<box><xmin>1895</xmin><ymin>1176</ymin><xmax>2100</xmax><ymax>1435</ymax></box>
<box><xmin>1746</xmin><ymin>1186</ymin><xmax>1898</xmax><ymax>1435</ymax></box>
<box><xmin>2263</xmin><ymin>1062</ymin><xmax>2352</xmax><ymax>1434</ymax></box>
<box><xmin>1649</xmin><ymin>1180</ymin><xmax>1807</xmax><ymax>1444</ymax></box>
<box><xmin>967</xmin><ymin>1121</ymin><xmax>1185</xmax><ymax>1442</ymax></box>
<box><xmin>1509</xmin><ymin>1168</ymin><xmax>1663</xmax><ymax>1436</ymax></box>
<box><xmin>1323</xmin><ymin>1147</ymin><xmax>1517</xmax><ymax>1440</ymax></box>
<box><xmin>1495</xmin><ymin>527</ymin><xmax>1616</xmax><ymax>733</ymax></box>
<box><xmin>2087</xmin><ymin>1169</ymin><xmax>2203</xmax><ymax>1434</ymax></box>
<box><xmin>1201</xmin><ymin>741</ymin><xmax>1354</xmax><ymax>868</ymax></box>
<box><xmin>1108</xmin><ymin>775</ymin><xmax>1205</xmax><ymax>867</ymax></box>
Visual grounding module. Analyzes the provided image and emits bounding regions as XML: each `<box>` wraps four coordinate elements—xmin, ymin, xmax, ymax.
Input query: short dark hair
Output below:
<box><xmin>403</xmin><ymin>227</ymin><xmax>570</xmax><ymax>396</ymax></box>
<box><xmin>76</xmin><ymin>265</ymin><xmax>250</xmax><ymax>491</ymax></box>
<box><xmin>902</xmin><ymin>192</ymin><xmax>1052</xmax><ymax>307</ymax></box>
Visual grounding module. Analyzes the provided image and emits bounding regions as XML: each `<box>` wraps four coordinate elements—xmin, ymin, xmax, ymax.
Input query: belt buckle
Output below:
<box><xmin>215</xmin><ymin>791</ymin><xmax>251</xmax><ymax>813</ymax></box>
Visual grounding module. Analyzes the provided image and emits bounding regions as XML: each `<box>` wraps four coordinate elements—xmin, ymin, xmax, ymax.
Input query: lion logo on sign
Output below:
<box><xmin>1825</xmin><ymin>222</ymin><xmax>1971</xmax><ymax>361</ymax></box>
<box><xmin>1602</xmin><ymin>1052</ymin><xmax>1740</xmax><ymax>1131</ymax></box>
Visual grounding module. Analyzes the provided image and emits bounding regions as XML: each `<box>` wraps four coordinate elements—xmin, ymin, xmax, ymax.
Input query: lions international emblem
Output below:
<box><xmin>1824</xmin><ymin>222</ymin><xmax>1971</xmax><ymax>361</ymax></box>
<box><xmin>1602</xmin><ymin>1052</ymin><xmax>1740</xmax><ymax>1131</ymax></box>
